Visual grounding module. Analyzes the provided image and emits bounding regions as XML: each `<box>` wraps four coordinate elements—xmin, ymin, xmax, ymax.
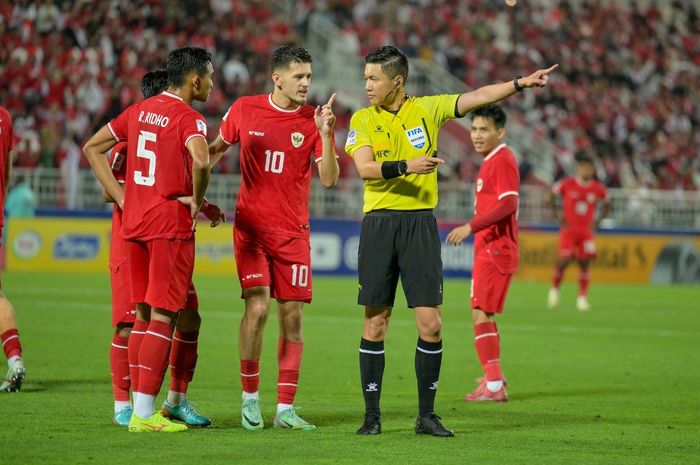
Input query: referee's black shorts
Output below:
<box><xmin>357</xmin><ymin>209</ymin><xmax>443</xmax><ymax>308</ymax></box>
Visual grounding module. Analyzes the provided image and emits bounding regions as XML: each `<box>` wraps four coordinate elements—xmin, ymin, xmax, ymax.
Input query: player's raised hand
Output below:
<box><xmin>315</xmin><ymin>92</ymin><xmax>337</xmax><ymax>136</ymax></box>
<box><xmin>520</xmin><ymin>64</ymin><xmax>558</xmax><ymax>88</ymax></box>
<box><xmin>446</xmin><ymin>223</ymin><xmax>472</xmax><ymax>245</ymax></box>
<box><xmin>406</xmin><ymin>156</ymin><xmax>445</xmax><ymax>175</ymax></box>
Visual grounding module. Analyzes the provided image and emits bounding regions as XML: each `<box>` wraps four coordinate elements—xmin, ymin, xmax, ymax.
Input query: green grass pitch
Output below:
<box><xmin>1</xmin><ymin>271</ymin><xmax>698</xmax><ymax>465</ymax></box>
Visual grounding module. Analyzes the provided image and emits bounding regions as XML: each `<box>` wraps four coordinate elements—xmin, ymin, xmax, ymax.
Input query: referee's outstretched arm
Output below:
<box><xmin>456</xmin><ymin>64</ymin><xmax>558</xmax><ymax>117</ymax></box>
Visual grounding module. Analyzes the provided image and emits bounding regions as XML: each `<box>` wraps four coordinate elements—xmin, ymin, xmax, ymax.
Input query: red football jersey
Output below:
<box><xmin>472</xmin><ymin>144</ymin><xmax>520</xmax><ymax>272</ymax></box>
<box><xmin>553</xmin><ymin>176</ymin><xmax>608</xmax><ymax>232</ymax></box>
<box><xmin>108</xmin><ymin>142</ymin><xmax>128</xmax><ymax>265</ymax></box>
<box><xmin>0</xmin><ymin>106</ymin><xmax>14</xmax><ymax>229</ymax></box>
<box><xmin>108</xmin><ymin>91</ymin><xmax>207</xmax><ymax>241</ymax></box>
<box><xmin>219</xmin><ymin>94</ymin><xmax>325</xmax><ymax>238</ymax></box>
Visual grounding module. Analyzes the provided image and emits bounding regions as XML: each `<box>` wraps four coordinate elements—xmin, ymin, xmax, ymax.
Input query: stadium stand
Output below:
<box><xmin>1</xmin><ymin>0</ymin><xmax>698</xmax><ymax>227</ymax></box>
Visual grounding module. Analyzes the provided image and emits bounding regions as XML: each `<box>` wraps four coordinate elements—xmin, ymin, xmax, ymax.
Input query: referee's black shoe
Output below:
<box><xmin>356</xmin><ymin>413</ymin><xmax>381</xmax><ymax>435</ymax></box>
<box><xmin>415</xmin><ymin>413</ymin><xmax>454</xmax><ymax>437</ymax></box>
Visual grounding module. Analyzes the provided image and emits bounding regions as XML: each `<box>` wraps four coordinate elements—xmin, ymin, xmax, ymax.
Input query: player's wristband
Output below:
<box><xmin>381</xmin><ymin>161</ymin><xmax>403</xmax><ymax>179</ymax></box>
<box><xmin>513</xmin><ymin>75</ymin><xmax>524</xmax><ymax>92</ymax></box>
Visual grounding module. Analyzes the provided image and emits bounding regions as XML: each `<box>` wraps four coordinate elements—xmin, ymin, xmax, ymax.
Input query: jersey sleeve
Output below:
<box><xmin>417</xmin><ymin>94</ymin><xmax>461</xmax><ymax>128</ymax></box>
<box><xmin>180</xmin><ymin>109</ymin><xmax>208</xmax><ymax>148</ymax></box>
<box><xmin>109</xmin><ymin>142</ymin><xmax>128</xmax><ymax>183</ymax></box>
<box><xmin>107</xmin><ymin>105</ymin><xmax>132</xmax><ymax>142</ymax></box>
<box><xmin>597</xmin><ymin>182</ymin><xmax>608</xmax><ymax>200</ymax></box>
<box><xmin>552</xmin><ymin>178</ymin><xmax>567</xmax><ymax>195</ymax></box>
<box><xmin>344</xmin><ymin>110</ymin><xmax>372</xmax><ymax>157</ymax></box>
<box><xmin>219</xmin><ymin>99</ymin><xmax>241</xmax><ymax>145</ymax></box>
<box><xmin>493</xmin><ymin>154</ymin><xmax>520</xmax><ymax>200</ymax></box>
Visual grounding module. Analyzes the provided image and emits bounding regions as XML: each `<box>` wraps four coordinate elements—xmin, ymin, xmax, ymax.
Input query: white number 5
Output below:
<box><xmin>134</xmin><ymin>130</ymin><xmax>156</xmax><ymax>186</ymax></box>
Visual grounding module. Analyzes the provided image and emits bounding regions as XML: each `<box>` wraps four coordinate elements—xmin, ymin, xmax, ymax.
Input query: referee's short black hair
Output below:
<box><xmin>470</xmin><ymin>105</ymin><xmax>507</xmax><ymax>129</ymax></box>
<box><xmin>140</xmin><ymin>70</ymin><xmax>168</xmax><ymax>98</ymax></box>
<box><xmin>166</xmin><ymin>47</ymin><xmax>212</xmax><ymax>88</ymax></box>
<box><xmin>366</xmin><ymin>46</ymin><xmax>409</xmax><ymax>82</ymax></box>
<box><xmin>270</xmin><ymin>44</ymin><xmax>313</xmax><ymax>72</ymax></box>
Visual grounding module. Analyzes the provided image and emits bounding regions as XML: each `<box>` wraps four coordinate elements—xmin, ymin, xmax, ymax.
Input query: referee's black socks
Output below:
<box><xmin>415</xmin><ymin>338</ymin><xmax>443</xmax><ymax>416</ymax></box>
<box><xmin>359</xmin><ymin>338</ymin><xmax>385</xmax><ymax>416</ymax></box>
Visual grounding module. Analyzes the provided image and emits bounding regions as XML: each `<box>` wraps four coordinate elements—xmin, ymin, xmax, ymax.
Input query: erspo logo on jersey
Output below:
<box><xmin>53</xmin><ymin>234</ymin><xmax>100</xmax><ymax>260</ymax></box>
<box><xmin>405</xmin><ymin>126</ymin><xmax>426</xmax><ymax>149</ymax></box>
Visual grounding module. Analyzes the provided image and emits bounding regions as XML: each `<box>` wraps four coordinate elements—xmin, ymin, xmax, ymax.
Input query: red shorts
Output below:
<box><xmin>470</xmin><ymin>254</ymin><xmax>513</xmax><ymax>314</ymax></box>
<box><xmin>234</xmin><ymin>226</ymin><xmax>312</xmax><ymax>303</ymax></box>
<box><xmin>127</xmin><ymin>237</ymin><xmax>195</xmax><ymax>312</ymax></box>
<box><xmin>110</xmin><ymin>255</ymin><xmax>136</xmax><ymax>326</ymax></box>
<box><xmin>559</xmin><ymin>229</ymin><xmax>596</xmax><ymax>260</ymax></box>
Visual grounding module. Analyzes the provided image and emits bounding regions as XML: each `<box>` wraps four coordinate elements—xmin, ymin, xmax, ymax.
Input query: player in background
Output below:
<box><xmin>447</xmin><ymin>105</ymin><xmax>519</xmax><ymax>402</ymax></box>
<box><xmin>547</xmin><ymin>153</ymin><xmax>610</xmax><ymax>311</ymax></box>
<box><xmin>347</xmin><ymin>45</ymin><xmax>556</xmax><ymax>436</ymax></box>
<box><xmin>83</xmin><ymin>47</ymin><xmax>214</xmax><ymax>433</ymax></box>
<box><xmin>208</xmin><ymin>45</ymin><xmax>339</xmax><ymax>432</ymax></box>
<box><xmin>0</xmin><ymin>105</ymin><xmax>26</xmax><ymax>392</ymax></box>
<box><xmin>106</xmin><ymin>70</ymin><xmax>223</xmax><ymax>427</ymax></box>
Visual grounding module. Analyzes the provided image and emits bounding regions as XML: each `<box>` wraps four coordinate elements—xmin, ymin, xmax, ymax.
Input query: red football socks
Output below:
<box><xmin>169</xmin><ymin>330</ymin><xmax>198</xmax><ymax>394</ymax></box>
<box><xmin>127</xmin><ymin>319</ymin><xmax>148</xmax><ymax>391</ymax></box>
<box><xmin>579</xmin><ymin>270</ymin><xmax>590</xmax><ymax>297</ymax></box>
<box><xmin>277</xmin><ymin>338</ymin><xmax>303</xmax><ymax>405</ymax></box>
<box><xmin>474</xmin><ymin>322</ymin><xmax>503</xmax><ymax>382</ymax></box>
<box><xmin>110</xmin><ymin>334</ymin><xmax>131</xmax><ymax>402</ymax></box>
<box><xmin>240</xmin><ymin>359</ymin><xmax>260</xmax><ymax>394</ymax></box>
<box><xmin>1</xmin><ymin>329</ymin><xmax>22</xmax><ymax>360</ymax></box>
<box><xmin>552</xmin><ymin>267</ymin><xmax>564</xmax><ymax>289</ymax></box>
<box><xmin>136</xmin><ymin>320</ymin><xmax>174</xmax><ymax>396</ymax></box>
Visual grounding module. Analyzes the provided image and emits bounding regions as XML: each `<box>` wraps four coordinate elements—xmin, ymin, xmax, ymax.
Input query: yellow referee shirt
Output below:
<box><xmin>345</xmin><ymin>94</ymin><xmax>460</xmax><ymax>213</ymax></box>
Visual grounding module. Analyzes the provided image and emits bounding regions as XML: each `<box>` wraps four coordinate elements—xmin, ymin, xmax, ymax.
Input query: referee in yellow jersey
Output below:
<box><xmin>345</xmin><ymin>46</ymin><xmax>557</xmax><ymax>437</ymax></box>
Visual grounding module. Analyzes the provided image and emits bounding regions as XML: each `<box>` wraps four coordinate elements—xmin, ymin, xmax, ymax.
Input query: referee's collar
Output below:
<box><xmin>483</xmin><ymin>143</ymin><xmax>507</xmax><ymax>161</ymax></box>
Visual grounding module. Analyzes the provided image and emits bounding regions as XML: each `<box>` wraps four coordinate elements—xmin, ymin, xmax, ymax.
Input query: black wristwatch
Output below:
<box><xmin>513</xmin><ymin>75</ymin><xmax>524</xmax><ymax>92</ymax></box>
<box><xmin>398</xmin><ymin>160</ymin><xmax>408</xmax><ymax>175</ymax></box>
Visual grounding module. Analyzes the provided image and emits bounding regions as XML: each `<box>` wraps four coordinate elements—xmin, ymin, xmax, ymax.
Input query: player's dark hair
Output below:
<box><xmin>365</xmin><ymin>46</ymin><xmax>409</xmax><ymax>82</ymax></box>
<box><xmin>140</xmin><ymin>70</ymin><xmax>168</xmax><ymax>98</ymax></box>
<box><xmin>470</xmin><ymin>105</ymin><xmax>507</xmax><ymax>129</ymax></box>
<box><xmin>575</xmin><ymin>152</ymin><xmax>595</xmax><ymax>165</ymax></box>
<box><xmin>270</xmin><ymin>44</ymin><xmax>313</xmax><ymax>72</ymax></box>
<box><xmin>166</xmin><ymin>47</ymin><xmax>212</xmax><ymax>88</ymax></box>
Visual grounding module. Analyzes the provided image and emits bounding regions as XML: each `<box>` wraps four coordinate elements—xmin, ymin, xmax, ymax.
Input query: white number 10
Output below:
<box><xmin>291</xmin><ymin>264</ymin><xmax>309</xmax><ymax>287</ymax></box>
<box><xmin>264</xmin><ymin>150</ymin><xmax>285</xmax><ymax>174</ymax></box>
<box><xmin>134</xmin><ymin>130</ymin><xmax>156</xmax><ymax>186</ymax></box>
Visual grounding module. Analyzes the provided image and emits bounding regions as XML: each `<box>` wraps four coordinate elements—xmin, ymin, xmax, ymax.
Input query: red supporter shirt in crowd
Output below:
<box><xmin>108</xmin><ymin>91</ymin><xmax>207</xmax><ymax>241</ymax></box>
<box><xmin>553</xmin><ymin>177</ymin><xmax>608</xmax><ymax>233</ymax></box>
<box><xmin>219</xmin><ymin>94</ymin><xmax>325</xmax><ymax>238</ymax></box>
<box><xmin>0</xmin><ymin>106</ymin><xmax>13</xmax><ymax>230</ymax></box>
<box><xmin>473</xmin><ymin>143</ymin><xmax>520</xmax><ymax>273</ymax></box>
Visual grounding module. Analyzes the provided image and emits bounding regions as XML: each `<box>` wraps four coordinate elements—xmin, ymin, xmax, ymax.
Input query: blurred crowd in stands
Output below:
<box><xmin>300</xmin><ymin>0</ymin><xmax>699</xmax><ymax>191</ymax></box>
<box><xmin>1</xmin><ymin>0</ymin><xmax>698</xmax><ymax>199</ymax></box>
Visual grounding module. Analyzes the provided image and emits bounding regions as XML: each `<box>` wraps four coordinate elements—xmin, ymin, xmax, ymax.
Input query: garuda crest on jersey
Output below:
<box><xmin>291</xmin><ymin>132</ymin><xmax>304</xmax><ymax>148</ymax></box>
